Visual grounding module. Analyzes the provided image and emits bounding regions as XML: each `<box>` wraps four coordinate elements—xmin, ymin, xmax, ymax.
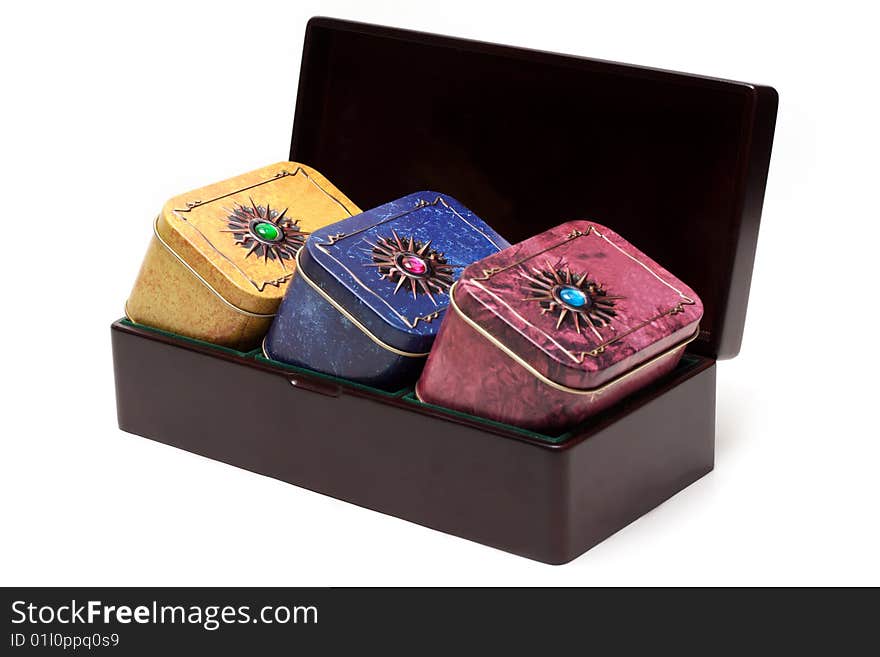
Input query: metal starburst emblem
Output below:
<box><xmin>222</xmin><ymin>198</ymin><xmax>308</xmax><ymax>265</ymax></box>
<box><xmin>522</xmin><ymin>262</ymin><xmax>624</xmax><ymax>335</ymax></box>
<box><xmin>364</xmin><ymin>230</ymin><xmax>455</xmax><ymax>304</ymax></box>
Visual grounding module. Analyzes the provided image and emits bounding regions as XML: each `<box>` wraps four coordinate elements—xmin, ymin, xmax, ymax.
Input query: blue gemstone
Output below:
<box><xmin>558</xmin><ymin>286</ymin><xmax>587</xmax><ymax>308</ymax></box>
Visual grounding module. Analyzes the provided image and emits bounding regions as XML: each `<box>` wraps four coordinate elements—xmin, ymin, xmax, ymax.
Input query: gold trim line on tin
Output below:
<box><xmin>128</xmin><ymin>215</ymin><xmax>277</xmax><ymax>319</ymax></box>
<box><xmin>172</xmin><ymin>166</ymin><xmax>356</xmax><ymax>294</ymax></box>
<box><xmin>293</xmin><ymin>248</ymin><xmax>430</xmax><ymax>358</ymax></box>
<box><xmin>313</xmin><ymin>195</ymin><xmax>499</xmax><ymax>329</ymax></box>
<box><xmin>468</xmin><ymin>225</ymin><xmax>696</xmax><ymax>360</ymax></box>
<box><xmin>448</xmin><ymin>281</ymin><xmax>699</xmax><ymax>396</ymax></box>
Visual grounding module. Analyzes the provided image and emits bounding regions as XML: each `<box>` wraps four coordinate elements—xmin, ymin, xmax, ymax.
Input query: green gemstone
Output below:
<box><xmin>254</xmin><ymin>221</ymin><xmax>281</xmax><ymax>241</ymax></box>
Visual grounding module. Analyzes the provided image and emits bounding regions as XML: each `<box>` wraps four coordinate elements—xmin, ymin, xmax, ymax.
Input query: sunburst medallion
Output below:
<box><xmin>364</xmin><ymin>230</ymin><xmax>455</xmax><ymax>304</ymax></box>
<box><xmin>522</xmin><ymin>262</ymin><xmax>624</xmax><ymax>335</ymax></box>
<box><xmin>222</xmin><ymin>198</ymin><xmax>308</xmax><ymax>266</ymax></box>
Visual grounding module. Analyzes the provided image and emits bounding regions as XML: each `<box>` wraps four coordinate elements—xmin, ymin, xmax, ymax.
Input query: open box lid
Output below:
<box><xmin>289</xmin><ymin>17</ymin><xmax>777</xmax><ymax>360</ymax></box>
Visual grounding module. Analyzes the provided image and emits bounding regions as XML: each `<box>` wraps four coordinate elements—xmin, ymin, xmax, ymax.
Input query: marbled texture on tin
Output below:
<box><xmin>416</xmin><ymin>220</ymin><xmax>703</xmax><ymax>431</ymax></box>
<box><xmin>126</xmin><ymin>162</ymin><xmax>360</xmax><ymax>350</ymax></box>
<box><xmin>264</xmin><ymin>272</ymin><xmax>424</xmax><ymax>389</ymax></box>
<box><xmin>416</xmin><ymin>299</ymin><xmax>689</xmax><ymax>432</ymax></box>
<box><xmin>264</xmin><ymin>192</ymin><xmax>509</xmax><ymax>389</ymax></box>
<box><xmin>305</xmin><ymin>192</ymin><xmax>508</xmax><ymax>352</ymax></box>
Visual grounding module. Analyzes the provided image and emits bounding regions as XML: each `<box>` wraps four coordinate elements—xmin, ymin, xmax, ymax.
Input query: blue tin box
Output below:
<box><xmin>263</xmin><ymin>192</ymin><xmax>509</xmax><ymax>389</ymax></box>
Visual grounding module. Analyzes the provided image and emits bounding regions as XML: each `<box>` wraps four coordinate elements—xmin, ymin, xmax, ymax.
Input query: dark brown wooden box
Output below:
<box><xmin>112</xmin><ymin>18</ymin><xmax>776</xmax><ymax>564</ymax></box>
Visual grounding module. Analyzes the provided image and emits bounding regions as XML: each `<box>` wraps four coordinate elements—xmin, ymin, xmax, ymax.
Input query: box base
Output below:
<box><xmin>111</xmin><ymin>319</ymin><xmax>715</xmax><ymax>564</ymax></box>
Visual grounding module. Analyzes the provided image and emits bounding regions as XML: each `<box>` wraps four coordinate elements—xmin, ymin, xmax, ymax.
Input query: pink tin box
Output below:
<box><xmin>416</xmin><ymin>220</ymin><xmax>704</xmax><ymax>432</ymax></box>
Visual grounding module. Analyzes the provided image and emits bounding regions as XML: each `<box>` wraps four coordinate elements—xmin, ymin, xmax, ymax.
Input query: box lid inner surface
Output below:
<box><xmin>290</xmin><ymin>18</ymin><xmax>777</xmax><ymax>359</ymax></box>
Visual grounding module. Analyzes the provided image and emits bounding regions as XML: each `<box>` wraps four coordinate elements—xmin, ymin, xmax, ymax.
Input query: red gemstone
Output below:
<box><xmin>401</xmin><ymin>255</ymin><xmax>428</xmax><ymax>274</ymax></box>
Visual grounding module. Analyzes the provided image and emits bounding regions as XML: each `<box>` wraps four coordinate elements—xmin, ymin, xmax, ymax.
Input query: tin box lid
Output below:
<box><xmin>289</xmin><ymin>18</ymin><xmax>777</xmax><ymax>360</ymax></box>
<box><xmin>302</xmin><ymin>191</ymin><xmax>509</xmax><ymax>354</ymax></box>
<box><xmin>156</xmin><ymin>161</ymin><xmax>359</xmax><ymax>315</ymax></box>
<box><xmin>453</xmin><ymin>220</ymin><xmax>704</xmax><ymax>390</ymax></box>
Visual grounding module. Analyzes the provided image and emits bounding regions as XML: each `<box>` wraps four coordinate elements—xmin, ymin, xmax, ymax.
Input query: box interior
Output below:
<box><xmin>115</xmin><ymin>19</ymin><xmax>772</xmax><ymax>449</ymax></box>
<box><xmin>119</xmin><ymin>318</ymin><xmax>709</xmax><ymax>445</ymax></box>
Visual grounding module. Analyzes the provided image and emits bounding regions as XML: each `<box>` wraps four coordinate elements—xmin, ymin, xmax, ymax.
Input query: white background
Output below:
<box><xmin>1</xmin><ymin>0</ymin><xmax>877</xmax><ymax>586</ymax></box>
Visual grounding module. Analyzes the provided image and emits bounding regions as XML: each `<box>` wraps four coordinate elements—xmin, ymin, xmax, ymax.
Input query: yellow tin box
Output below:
<box><xmin>126</xmin><ymin>162</ymin><xmax>360</xmax><ymax>349</ymax></box>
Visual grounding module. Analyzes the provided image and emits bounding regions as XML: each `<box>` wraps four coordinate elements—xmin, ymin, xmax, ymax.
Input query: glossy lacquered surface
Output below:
<box><xmin>112</xmin><ymin>320</ymin><xmax>716</xmax><ymax>563</ymax></box>
<box><xmin>291</xmin><ymin>18</ymin><xmax>777</xmax><ymax>359</ymax></box>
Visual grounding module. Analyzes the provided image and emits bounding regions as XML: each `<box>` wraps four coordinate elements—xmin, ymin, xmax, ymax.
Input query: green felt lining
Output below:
<box><xmin>118</xmin><ymin>319</ymin><xmax>702</xmax><ymax>445</ymax></box>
